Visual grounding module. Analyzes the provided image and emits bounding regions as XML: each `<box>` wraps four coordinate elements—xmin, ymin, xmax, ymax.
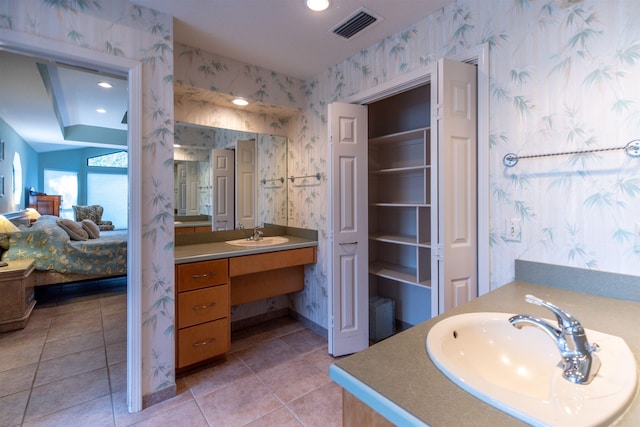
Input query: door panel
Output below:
<box><xmin>436</xmin><ymin>58</ymin><xmax>478</xmax><ymax>313</ymax></box>
<box><xmin>212</xmin><ymin>149</ymin><xmax>234</xmax><ymax>231</ymax></box>
<box><xmin>328</xmin><ymin>102</ymin><xmax>369</xmax><ymax>357</ymax></box>
<box><xmin>236</xmin><ymin>139</ymin><xmax>256</xmax><ymax>229</ymax></box>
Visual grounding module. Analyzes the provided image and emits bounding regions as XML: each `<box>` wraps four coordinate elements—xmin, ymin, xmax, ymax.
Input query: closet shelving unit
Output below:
<box><xmin>368</xmin><ymin>126</ymin><xmax>431</xmax><ymax>289</ymax></box>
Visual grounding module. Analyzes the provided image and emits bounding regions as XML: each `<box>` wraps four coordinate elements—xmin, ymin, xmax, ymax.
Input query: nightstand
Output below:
<box><xmin>0</xmin><ymin>259</ymin><xmax>36</xmax><ymax>332</ymax></box>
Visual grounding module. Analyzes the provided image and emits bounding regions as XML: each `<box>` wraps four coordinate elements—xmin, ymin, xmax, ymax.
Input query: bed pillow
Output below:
<box><xmin>57</xmin><ymin>219</ymin><xmax>89</xmax><ymax>241</ymax></box>
<box><xmin>81</xmin><ymin>219</ymin><xmax>101</xmax><ymax>239</ymax></box>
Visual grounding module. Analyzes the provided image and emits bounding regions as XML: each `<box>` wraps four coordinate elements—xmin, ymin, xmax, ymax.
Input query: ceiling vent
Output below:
<box><xmin>331</xmin><ymin>7</ymin><xmax>382</xmax><ymax>39</ymax></box>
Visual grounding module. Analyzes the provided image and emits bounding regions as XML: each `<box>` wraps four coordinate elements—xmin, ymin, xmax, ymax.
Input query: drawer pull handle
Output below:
<box><xmin>192</xmin><ymin>302</ymin><xmax>216</xmax><ymax>311</ymax></box>
<box><xmin>192</xmin><ymin>338</ymin><xmax>216</xmax><ymax>347</ymax></box>
<box><xmin>192</xmin><ymin>272</ymin><xmax>217</xmax><ymax>279</ymax></box>
<box><xmin>339</xmin><ymin>241</ymin><xmax>358</xmax><ymax>245</ymax></box>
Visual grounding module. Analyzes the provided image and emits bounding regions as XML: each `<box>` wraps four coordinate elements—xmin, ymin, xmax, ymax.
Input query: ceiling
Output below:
<box><xmin>1</xmin><ymin>0</ymin><xmax>451</xmax><ymax>152</ymax></box>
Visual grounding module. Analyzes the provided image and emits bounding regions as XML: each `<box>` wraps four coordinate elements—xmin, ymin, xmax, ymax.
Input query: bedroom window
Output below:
<box><xmin>87</xmin><ymin>173</ymin><xmax>127</xmax><ymax>229</ymax></box>
<box><xmin>44</xmin><ymin>170</ymin><xmax>77</xmax><ymax>219</ymax></box>
<box><xmin>87</xmin><ymin>151</ymin><xmax>128</xmax><ymax>167</ymax></box>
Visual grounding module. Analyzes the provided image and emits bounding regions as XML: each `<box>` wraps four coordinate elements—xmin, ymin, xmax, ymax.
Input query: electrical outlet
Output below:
<box><xmin>635</xmin><ymin>222</ymin><xmax>640</xmax><ymax>253</ymax></box>
<box><xmin>505</xmin><ymin>218</ymin><xmax>521</xmax><ymax>242</ymax></box>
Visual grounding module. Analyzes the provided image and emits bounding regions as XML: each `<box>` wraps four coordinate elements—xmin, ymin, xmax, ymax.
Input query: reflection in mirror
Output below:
<box><xmin>174</xmin><ymin>122</ymin><xmax>288</xmax><ymax>230</ymax></box>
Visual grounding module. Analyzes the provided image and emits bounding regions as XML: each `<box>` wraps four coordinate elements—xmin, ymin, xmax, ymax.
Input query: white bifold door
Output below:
<box><xmin>328</xmin><ymin>58</ymin><xmax>478</xmax><ymax>357</ymax></box>
<box><xmin>327</xmin><ymin>102</ymin><xmax>369</xmax><ymax>357</ymax></box>
<box><xmin>211</xmin><ymin>149</ymin><xmax>234</xmax><ymax>231</ymax></box>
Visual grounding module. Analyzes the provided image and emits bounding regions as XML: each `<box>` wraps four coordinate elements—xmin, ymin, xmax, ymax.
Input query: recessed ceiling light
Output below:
<box><xmin>307</xmin><ymin>0</ymin><xmax>329</xmax><ymax>11</ymax></box>
<box><xmin>96</xmin><ymin>108</ymin><xmax>107</xmax><ymax>114</ymax></box>
<box><xmin>98</xmin><ymin>81</ymin><xmax>113</xmax><ymax>89</ymax></box>
<box><xmin>232</xmin><ymin>98</ymin><xmax>249</xmax><ymax>106</ymax></box>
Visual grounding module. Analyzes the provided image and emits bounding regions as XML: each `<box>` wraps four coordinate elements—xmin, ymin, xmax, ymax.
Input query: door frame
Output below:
<box><xmin>343</xmin><ymin>43</ymin><xmax>490</xmax><ymax>301</ymax></box>
<box><xmin>0</xmin><ymin>28</ymin><xmax>144</xmax><ymax>412</ymax></box>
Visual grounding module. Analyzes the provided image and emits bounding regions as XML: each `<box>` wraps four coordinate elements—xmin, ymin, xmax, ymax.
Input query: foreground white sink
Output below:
<box><xmin>426</xmin><ymin>312</ymin><xmax>637</xmax><ymax>426</ymax></box>
<box><xmin>225</xmin><ymin>236</ymin><xmax>289</xmax><ymax>247</ymax></box>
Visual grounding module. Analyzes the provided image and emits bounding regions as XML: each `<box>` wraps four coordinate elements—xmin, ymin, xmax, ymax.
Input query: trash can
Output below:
<box><xmin>369</xmin><ymin>296</ymin><xmax>396</xmax><ymax>342</ymax></box>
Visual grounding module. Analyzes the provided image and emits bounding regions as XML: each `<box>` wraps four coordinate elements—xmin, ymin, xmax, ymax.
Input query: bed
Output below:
<box><xmin>3</xmin><ymin>213</ymin><xmax>127</xmax><ymax>286</ymax></box>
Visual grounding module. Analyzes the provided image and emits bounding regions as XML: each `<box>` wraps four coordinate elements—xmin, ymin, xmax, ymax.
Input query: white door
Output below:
<box><xmin>328</xmin><ymin>102</ymin><xmax>369</xmax><ymax>356</ymax></box>
<box><xmin>433</xmin><ymin>58</ymin><xmax>478</xmax><ymax>313</ymax></box>
<box><xmin>236</xmin><ymin>139</ymin><xmax>256</xmax><ymax>229</ymax></box>
<box><xmin>186</xmin><ymin>161</ymin><xmax>199</xmax><ymax>215</ymax></box>
<box><xmin>176</xmin><ymin>162</ymin><xmax>187</xmax><ymax>216</ymax></box>
<box><xmin>212</xmin><ymin>149</ymin><xmax>234</xmax><ymax>230</ymax></box>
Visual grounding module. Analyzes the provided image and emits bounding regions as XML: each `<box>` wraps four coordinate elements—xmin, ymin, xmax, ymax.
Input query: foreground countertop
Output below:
<box><xmin>331</xmin><ymin>281</ymin><xmax>640</xmax><ymax>426</ymax></box>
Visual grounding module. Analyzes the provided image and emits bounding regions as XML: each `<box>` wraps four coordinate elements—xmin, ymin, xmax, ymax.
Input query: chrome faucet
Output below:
<box><xmin>509</xmin><ymin>294</ymin><xmax>601</xmax><ymax>385</ymax></box>
<box><xmin>251</xmin><ymin>226</ymin><xmax>263</xmax><ymax>241</ymax></box>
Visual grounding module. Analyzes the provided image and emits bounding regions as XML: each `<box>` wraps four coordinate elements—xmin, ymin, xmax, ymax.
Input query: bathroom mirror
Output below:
<box><xmin>174</xmin><ymin>122</ymin><xmax>288</xmax><ymax>230</ymax></box>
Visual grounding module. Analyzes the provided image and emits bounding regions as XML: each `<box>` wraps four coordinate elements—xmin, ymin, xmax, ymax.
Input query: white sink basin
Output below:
<box><xmin>225</xmin><ymin>236</ymin><xmax>289</xmax><ymax>247</ymax></box>
<box><xmin>426</xmin><ymin>312</ymin><xmax>637</xmax><ymax>426</ymax></box>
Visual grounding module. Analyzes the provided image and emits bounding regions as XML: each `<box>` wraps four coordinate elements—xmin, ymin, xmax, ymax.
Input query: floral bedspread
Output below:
<box><xmin>4</xmin><ymin>216</ymin><xmax>127</xmax><ymax>275</ymax></box>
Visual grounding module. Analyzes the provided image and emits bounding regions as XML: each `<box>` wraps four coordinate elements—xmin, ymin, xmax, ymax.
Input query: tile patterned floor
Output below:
<box><xmin>0</xmin><ymin>279</ymin><xmax>344</xmax><ymax>426</ymax></box>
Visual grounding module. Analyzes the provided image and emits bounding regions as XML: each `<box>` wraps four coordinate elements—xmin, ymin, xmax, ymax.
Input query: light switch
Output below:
<box><xmin>505</xmin><ymin>218</ymin><xmax>521</xmax><ymax>242</ymax></box>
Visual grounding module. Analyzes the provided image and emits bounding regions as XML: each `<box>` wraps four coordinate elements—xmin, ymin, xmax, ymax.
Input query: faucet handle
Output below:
<box><xmin>524</xmin><ymin>294</ymin><xmax>581</xmax><ymax>330</ymax></box>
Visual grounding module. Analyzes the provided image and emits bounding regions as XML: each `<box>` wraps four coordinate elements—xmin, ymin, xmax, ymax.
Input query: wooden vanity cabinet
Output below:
<box><xmin>175</xmin><ymin>259</ymin><xmax>229</xmax><ymax>369</ymax></box>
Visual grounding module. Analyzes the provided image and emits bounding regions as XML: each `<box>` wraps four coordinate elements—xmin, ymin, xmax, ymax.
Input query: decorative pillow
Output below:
<box><xmin>57</xmin><ymin>219</ymin><xmax>89</xmax><ymax>241</ymax></box>
<box><xmin>81</xmin><ymin>219</ymin><xmax>100</xmax><ymax>239</ymax></box>
<box><xmin>72</xmin><ymin>205</ymin><xmax>104</xmax><ymax>223</ymax></box>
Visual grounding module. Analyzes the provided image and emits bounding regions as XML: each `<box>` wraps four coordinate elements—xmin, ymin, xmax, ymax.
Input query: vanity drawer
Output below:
<box><xmin>177</xmin><ymin>317</ymin><xmax>229</xmax><ymax>368</ymax></box>
<box><xmin>176</xmin><ymin>259</ymin><xmax>228</xmax><ymax>291</ymax></box>
<box><xmin>177</xmin><ymin>284</ymin><xmax>229</xmax><ymax>329</ymax></box>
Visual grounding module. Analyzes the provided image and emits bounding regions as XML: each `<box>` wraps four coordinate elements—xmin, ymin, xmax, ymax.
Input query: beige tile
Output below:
<box><xmin>106</xmin><ymin>340</ymin><xmax>127</xmax><ymax>365</ymax></box>
<box><xmin>229</xmin><ymin>324</ymin><xmax>281</xmax><ymax>353</ymax></box>
<box><xmin>103</xmin><ymin>311</ymin><xmax>127</xmax><ymax>345</ymax></box>
<box><xmin>108</xmin><ymin>361</ymin><xmax>127</xmax><ymax>393</ymax></box>
<box><xmin>22</xmin><ymin>394</ymin><xmax>115</xmax><ymax>427</ymax></box>
<box><xmin>0</xmin><ymin>337</ymin><xmax>46</xmax><ymax>373</ymax></box>
<box><xmin>280</xmin><ymin>328</ymin><xmax>327</xmax><ymax>354</ymax></box>
<box><xmin>35</xmin><ymin>346</ymin><xmax>107</xmax><ymax>386</ymax></box>
<box><xmin>197</xmin><ymin>375</ymin><xmax>282</xmax><ymax>427</ymax></box>
<box><xmin>41</xmin><ymin>330</ymin><xmax>104</xmax><ymax>361</ymax></box>
<box><xmin>303</xmin><ymin>346</ymin><xmax>344</xmax><ymax>375</ymax></box>
<box><xmin>287</xmin><ymin>381</ymin><xmax>343</xmax><ymax>427</ymax></box>
<box><xmin>112</xmin><ymin>388</ymin><xmax>194</xmax><ymax>427</ymax></box>
<box><xmin>245</xmin><ymin>407</ymin><xmax>303</xmax><ymax>427</ymax></box>
<box><xmin>100</xmin><ymin>294</ymin><xmax>127</xmax><ymax>317</ymax></box>
<box><xmin>258</xmin><ymin>358</ymin><xmax>330</xmax><ymax>403</ymax></box>
<box><xmin>26</xmin><ymin>367</ymin><xmax>110</xmax><ymax>421</ymax></box>
<box><xmin>0</xmin><ymin>363</ymin><xmax>37</xmax><ymax>397</ymax></box>
<box><xmin>129</xmin><ymin>400</ymin><xmax>206</xmax><ymax>427</ymax></box>
<box><xmin>49</xmin><ymin>298</ymin><xmax>102</xmax><ymax>316</ymax></box>
<box><xmin>181</xmin><ymin>354</ymin><xmax>252</xmax><ymax>398</ymax></box>
<box><xmin>0</xmin><ymin>389</ymin><xmax>29</xmax><ymax>427</ymax></box>
<box><xmin>46</xmin><ymin>312</ymin><xmax>103</xmax><ymax>341</ymax></box>
<box><xmin>234</xmin><ymin>338</ymin><xmax>300</xmax><ymax>374</ymax></box>
<box><xmin>259</xmin><ymin>317</ymin><xmax>305</xmax><ymax>338</ymax></box>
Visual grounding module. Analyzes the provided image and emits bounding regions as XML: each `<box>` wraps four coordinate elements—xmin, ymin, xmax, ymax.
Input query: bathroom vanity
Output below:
<box><xmin>331</xmin><ymin>278</ymin><xmax>640</xmax><ymax>426</ymax></box>
<box><xmin>174</xmin><ymin>226</ymin><xmax>317</xmax><ymax>369</ymax></box>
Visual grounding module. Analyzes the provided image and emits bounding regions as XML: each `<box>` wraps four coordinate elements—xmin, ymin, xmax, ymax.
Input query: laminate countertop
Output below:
<box><xmin>330</xmin><ymin>281</ymin><xmax>640</xmax><ymax>426</ymax></box>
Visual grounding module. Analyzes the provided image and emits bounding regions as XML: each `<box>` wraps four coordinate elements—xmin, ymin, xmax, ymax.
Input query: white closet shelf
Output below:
<box><xmin>371</xmin><ymin>165</ymin><xmax>430</xmax><ymax>174</ymax></box>
<box><xmin>369</xmin><ymin>261</ymin><xmax>431</xmax><ymax>289</ymax></box>
<box><xmin>369</xmin><ymin>233</ymin><xmax>416</xmax><ymax>245</ymax></box>
<box><xmin>368</xmin><ymin>127</ymin><xmax>429</xmax><ymax>145</ymax></box>
<box><xmin>371</xmin><ymin>203</ymin><xmax>430</xmax><ymax>208</ymax></box>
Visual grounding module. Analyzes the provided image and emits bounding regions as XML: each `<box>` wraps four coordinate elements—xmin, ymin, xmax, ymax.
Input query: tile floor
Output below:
<box><xmin>0</xmin><ymin>278</ymin><xmax>344</xmax><ymax>426</ymax></box>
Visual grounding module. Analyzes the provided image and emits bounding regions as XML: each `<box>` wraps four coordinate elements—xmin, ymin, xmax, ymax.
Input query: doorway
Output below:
<box><xmin>0</xmin><ymin>32</ymin><xmax>143</xmax><ymax>412</ymax></box>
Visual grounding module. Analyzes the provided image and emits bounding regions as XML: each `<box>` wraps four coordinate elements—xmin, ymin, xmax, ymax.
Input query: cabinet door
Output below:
<box><xmin>434</xmin><ymin>58</ymin><xmax>478</xmax><ymax>313</ymax></box>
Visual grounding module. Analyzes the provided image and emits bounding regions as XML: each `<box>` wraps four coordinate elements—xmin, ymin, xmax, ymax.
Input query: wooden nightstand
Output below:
<box><xmin>0</xmin><ymin>259</ymin><xmax>36</xmax><ymax>332</ymax></box>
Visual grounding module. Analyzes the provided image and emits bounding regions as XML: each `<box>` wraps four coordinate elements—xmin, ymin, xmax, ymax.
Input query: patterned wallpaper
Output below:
<box><xmin>287</xmin><ymin>0</ymin><xmax>640</xmax><ymax>328</ymax></box>
<box><xmin>175</xmin><ymin>0</ymin><xmax>640</xmax><ymax>331</ymax></box>
<box><xmin>0</xmin><ymin>0</ymin><xmax>175</xmax><ymax>396</ymax></box>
